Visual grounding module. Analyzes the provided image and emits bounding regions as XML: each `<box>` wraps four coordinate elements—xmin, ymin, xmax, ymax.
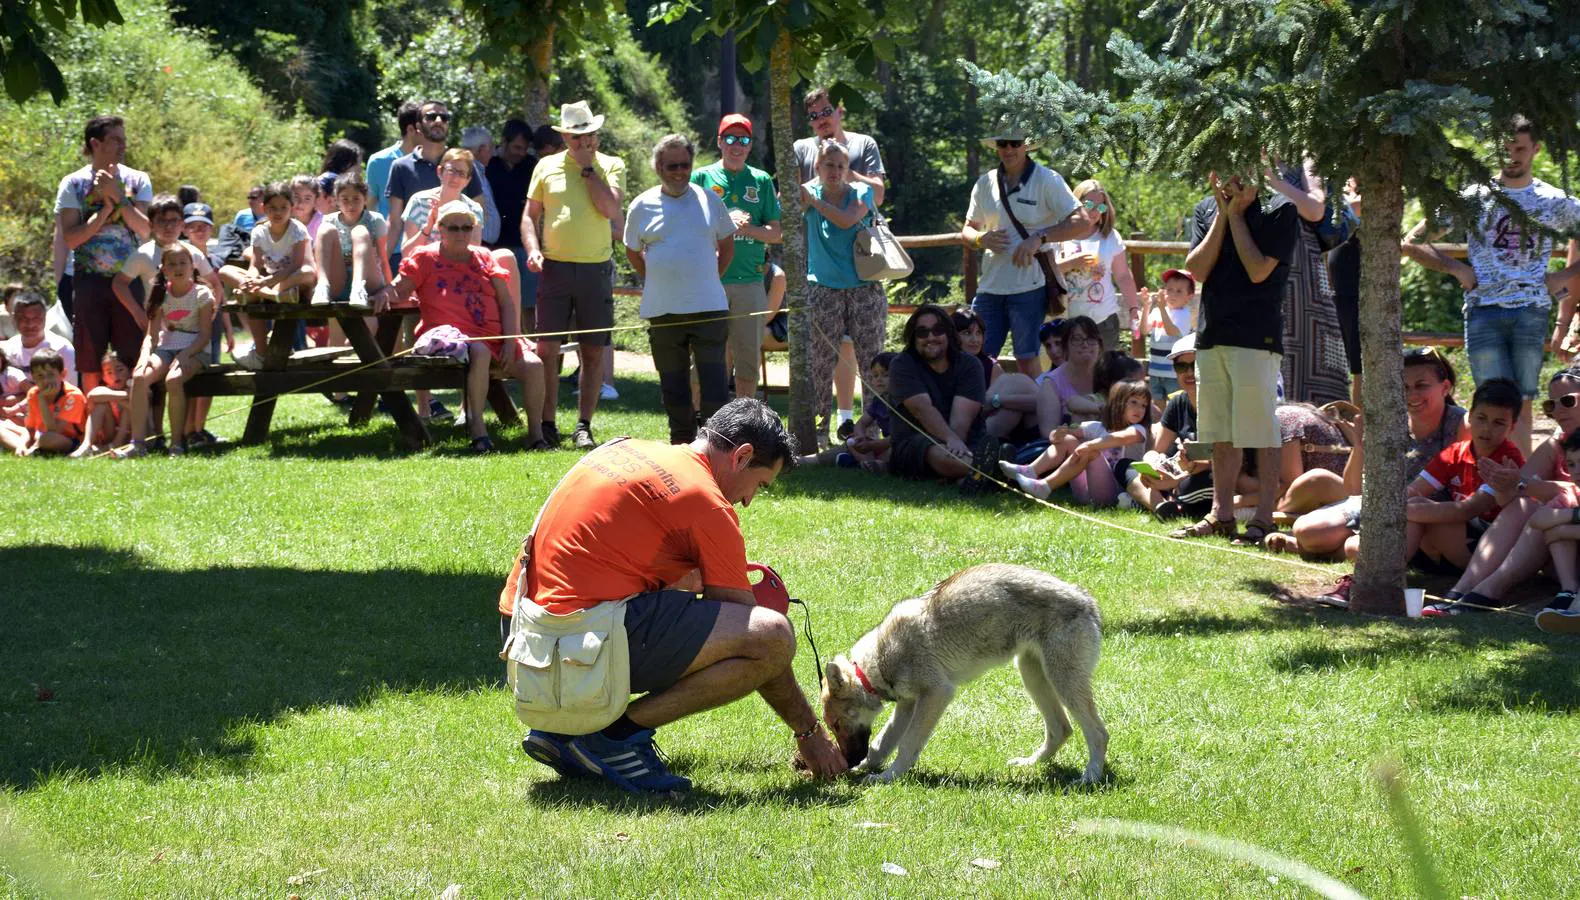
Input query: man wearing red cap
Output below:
<box><xmin>691</xmin><ymin>114</ymin><xmax>783</xmax><ymax>399</ymax></box>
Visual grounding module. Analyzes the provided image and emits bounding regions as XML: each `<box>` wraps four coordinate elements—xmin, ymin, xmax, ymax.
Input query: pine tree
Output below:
<box><xmin>965</xmin><ymin>0</ymin><xmax>1580</xmax><ymax>614</ymax></box>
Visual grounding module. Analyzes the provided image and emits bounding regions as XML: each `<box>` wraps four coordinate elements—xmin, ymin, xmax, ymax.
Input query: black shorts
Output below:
<box><xmin>500</xmin><ymin>590</ymin><xmax>720</xmax><ymax>697</ymax></box>
<box><xmin>888</xmin><ymin>433</ymin><xmax>936</xmax><ymax>480</ymax></box>
<box><xmin>1408</xmin><ymin>517</ymin><xmax>1488</xmax><ymax>575</ymax></box>
<box><xmin>537</xmin><ymin>258</ymin><xmax>614</xmax><ymax>346</ymax></box>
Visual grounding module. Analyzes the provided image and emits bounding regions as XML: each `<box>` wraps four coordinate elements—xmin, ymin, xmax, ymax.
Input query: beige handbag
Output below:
<box><xmin>502</xmin><ymin>596</ymin><xmax>631</xmax><ymax>736</ymax></box>
<box><xmin>854</xmin><ymin>211</ymin><xmax>914</xmax><ymax>281</ymax></box>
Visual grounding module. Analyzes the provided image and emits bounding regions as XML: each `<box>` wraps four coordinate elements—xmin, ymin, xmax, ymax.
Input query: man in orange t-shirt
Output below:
<box><xmin>0</xmin><ymin>347</ymin><xmax>85</xmax><ymax>456</ymax></box>
<box><xmin>501</xmin><ymin>398</ymin><xmax>846</xmax><ymax>792</ymax></box>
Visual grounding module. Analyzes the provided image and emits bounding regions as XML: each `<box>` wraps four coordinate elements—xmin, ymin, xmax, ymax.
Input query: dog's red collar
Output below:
<box><xmin>852</xmin><ymin>662</ymin><xmax>879</xmax><ymax>696</ymax></box>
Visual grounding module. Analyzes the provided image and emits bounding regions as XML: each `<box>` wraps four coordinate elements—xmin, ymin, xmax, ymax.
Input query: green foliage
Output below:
<box><xmin>0</xmin><ymin>0</ymin><xmax>322</xmax><ymax>288</ymax></box>
<box><xmin>461</xmin><ymin>0</ymin><xmax>614</xmax><ymax>77</ymax></box>
<box><xmin>374</xmin><ymin>17</ymin><xmax>525</xmax><ymax>139</ymax></box>
<box><xmin>0</xmin><ymin>0</ymin><xmax>122</xmax><ymax>103</ymax></box>
<box><xmin>655</xmin><ymin>0</ymin><xmax>888</xmax><ymax>82</ymax></box>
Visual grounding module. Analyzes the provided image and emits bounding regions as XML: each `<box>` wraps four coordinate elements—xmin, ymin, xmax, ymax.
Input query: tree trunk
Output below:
<box><xmin>1350</xmin><ymin>135</ymin><xmax>1409</xmax><ymax>615</ymax></box>
<box><xmin>770</xmin><ymin>31</ymin><xmax>815</xmax><ymax>450</ymax></box>
<box><xmin>524</xmin><ymin>22</ymin><xmax>555</xmax><ymax>126</ymax></box>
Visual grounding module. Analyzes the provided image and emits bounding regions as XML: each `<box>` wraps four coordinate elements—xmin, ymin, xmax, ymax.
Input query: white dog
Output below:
<box><xmin>820</xmin><ymin>563</ymin><xmax>1109</xmax><ymax>784</ymax></box>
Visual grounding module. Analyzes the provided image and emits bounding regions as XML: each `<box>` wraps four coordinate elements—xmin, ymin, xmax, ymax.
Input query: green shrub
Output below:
<box><xmin>0</xmin><ymin>0</ymin><xmax>322</xmax><ymax>291</ymax></box>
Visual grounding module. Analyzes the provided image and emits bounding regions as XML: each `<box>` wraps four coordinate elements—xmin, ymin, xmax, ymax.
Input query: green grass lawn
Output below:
<box><xmin>3</xmin><ymin>372</ymin><xmax>1578</xmax><ymax>898</ymax></box>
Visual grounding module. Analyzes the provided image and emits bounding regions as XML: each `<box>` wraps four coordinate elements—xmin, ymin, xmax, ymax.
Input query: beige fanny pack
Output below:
<box><xmin>502</xmin><ymin>596</ymin><xmax>631</xmax><ymax>735</ymax></box>
<box><xmin>500</xmin><ymin>450</ymin><xmax>633</xmax><ymax>735</ymax></box>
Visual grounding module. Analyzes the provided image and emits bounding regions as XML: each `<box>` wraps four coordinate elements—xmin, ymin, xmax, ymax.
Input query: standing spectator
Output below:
<box><xmin>1172</xmin><ymin>172</ymin><xmax>1302</xmax><ymax>545</ymax></box>
<box><xmin>1266</xmin><ymin>158</ymin><xmax>1349</xmax><ymax>405</ymax></box>
<box><xmin>0</xmin><ymin>293</ymin><xmax>77</xmax><ymax>388</ymax></box>
<box><xmin>625</xmin><ymin>134</ymin><xmax>737</xmax><ymax>443</ymax></box>
<box><xmin>232</xmin><ymin>185</ymin><xmax>264</xmax><ymax>234</ymax></box>
<box><xmin>367</xmin><ymin>102</ymin><xmax>422</xmax><ymax>220</ymax></box>
<box><xmin>459</xmin><ymin>127</ymin><xmax>502</xmax><ymax>246</ymax></box>
<box><xmin>1404</xmin><ymin>114</ymin><xmax>1580</xmax><ymax>454</ymax></box>
<box><xmin>962</xmin><ymin>132</ymin><xmax>1094</xmax><ymax>378</ymax></box>
<box><xmin>487</xmin><ymin>119</ymin><xmax>540</xmax><ymax>332</ymax></box>
<box><xmin>522</xmin><ymin>100</ymin><xmax>626</xmax><ymax>450</ymax></box>
<box><xmin>1327</xmin><ymin>179</ymin><xmax>1364</xmax><ymax>406</ymax></box>
<box><xmin>181</xmin><ymin>201</ymin><xmax>229</xmax><ymax>445</ymax></box>
<box><xmin>794</xmin><ymin>86</ymin><xmax>886</xmax><ymax>434</ymax></box>
<box><xmin>691</xmin><ymin>113</ymin><xmax>783</xmax><ymax>398</ymax></box>
<box><xmin>55</xmin><ymin>114</ymin><xmax>152</xmax><ymax>391</ymax></box>
<box><xmin>534</xmin><ymin>124</ymin><xmax>565</xmax><ymax>158</ymax></box>
<box><xmin>800</xmin><ymin>140</ymin><xmax>886</xmax><ymax>446</ymax></box>
<box><xmin>886</xmin><ymin>304</ymin><xmax>1001</xmax><ymax>489</ymax></box>
<box><xmin>373</xmin><ymin>201</ymin><xmax>547</xmax><ymax>453</ymax></box>
<box><xmin>384</xmin><ymin>100</ymin><xmax>482</xmax><ymax>260</ymax></box>
<box><xmin>1055</xmin><ymin>179</ymin><xmax>1144</xmax><ymax>355</ymax></box>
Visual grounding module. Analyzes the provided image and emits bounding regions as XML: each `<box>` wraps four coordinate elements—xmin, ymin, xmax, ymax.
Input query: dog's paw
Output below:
<box><xmin>1007</xmin><ymin>755</ymin><xmax>1044</xmax><ymax>768</ymax></box>
<box><xmin>861</xmin><ymin>769</ymin><xmax>897</xmax><ymax>786</ymax></box>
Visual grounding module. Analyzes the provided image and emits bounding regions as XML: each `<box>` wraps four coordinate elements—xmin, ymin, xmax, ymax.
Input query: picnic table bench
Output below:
<box><xmin>185</xmin><ymin>302</ymin><xmax>519</xmax><ymax>450</ymax></box>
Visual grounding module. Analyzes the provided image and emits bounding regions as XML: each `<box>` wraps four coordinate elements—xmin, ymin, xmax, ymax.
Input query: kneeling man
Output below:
<box><xmin>499</xmin><ymin>398</ymin><xmax>846</xmax><ymax>792</ymax></box>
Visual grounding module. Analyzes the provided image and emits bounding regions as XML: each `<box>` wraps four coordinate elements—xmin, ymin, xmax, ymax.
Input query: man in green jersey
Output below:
<box><xmin>691</xmin><ymin>114</ymin><xmax>783</xmax><ymax>397</ymax></box>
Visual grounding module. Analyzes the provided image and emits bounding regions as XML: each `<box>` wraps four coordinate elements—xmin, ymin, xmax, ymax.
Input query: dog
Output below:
<box><xmin>821</xmin><ymin>563</ymin><xmax>1109</xmax><ymax>785</ymax></box>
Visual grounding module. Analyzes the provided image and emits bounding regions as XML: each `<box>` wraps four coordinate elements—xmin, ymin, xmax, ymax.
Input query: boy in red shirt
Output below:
<box><xmin>0</xmin><ymin>347</ymin><xmax>87</xmax><ymax>456</ymax></box>
<box><xmin>1406</xmin><ymin>377</ymin><xmax>1524</xmax><ymax>578</ymax></box>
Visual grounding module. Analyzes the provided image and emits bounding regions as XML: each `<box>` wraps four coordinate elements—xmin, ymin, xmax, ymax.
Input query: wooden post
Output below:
<box><xmin>1128</xmin><ymin>231</ymin><xmax>1146</xmax><ymax>358</ymax></box>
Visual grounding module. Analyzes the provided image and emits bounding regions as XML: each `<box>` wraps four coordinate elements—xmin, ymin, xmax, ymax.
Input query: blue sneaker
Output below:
<box><xmin>567</xmin><ymin>729</ymin><xmax>691</xmax><ymax>793</ymax></box>
<box><xmin>522</xmin><ymin>730</ymin><xmax>591</xmax><ymax>779</ymax></box>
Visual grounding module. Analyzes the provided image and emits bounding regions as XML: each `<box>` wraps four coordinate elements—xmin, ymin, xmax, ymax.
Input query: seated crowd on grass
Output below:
<box><xmin>3</xmin><ymin>98</ymin><xmax>1580</xmax><ymax>613</ymax></box>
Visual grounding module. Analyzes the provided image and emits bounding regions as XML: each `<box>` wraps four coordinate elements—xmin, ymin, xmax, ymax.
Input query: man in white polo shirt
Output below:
<box><xmin>625</xmin><ymin>134</ymin><xmax>737</xmax><ymax>444</ymax></box>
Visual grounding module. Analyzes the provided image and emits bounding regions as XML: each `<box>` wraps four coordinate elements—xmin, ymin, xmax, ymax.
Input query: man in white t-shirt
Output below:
<box><xmin>1</xmin><ymin>293</ymin><xmax>76</xmax><ymax>389</ymax></box>
<box><xmin>1405</xmin><ymin>114</ymin><xmax>1580</xmax><ymax>453</ymax></box>
<box><xmin>624</xmin><ymin>134</ymin><xmax>737</xmax><ymax>444</ymax></box>
<box><xmin>961</xmin><ymin>131</ymin><xmax>1099</xmax><ymax>377</ymax></box>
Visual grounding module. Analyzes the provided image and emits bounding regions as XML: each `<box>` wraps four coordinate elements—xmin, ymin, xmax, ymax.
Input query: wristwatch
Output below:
<box><xmin>580</xmin><ymin>166</ymin><xmax>596</xmax><ymax>178</ymax></box>
<box><xmin>990</xmin><ymin>393</ymin><xmax>1002</xmax><ymax>410</ymax></box>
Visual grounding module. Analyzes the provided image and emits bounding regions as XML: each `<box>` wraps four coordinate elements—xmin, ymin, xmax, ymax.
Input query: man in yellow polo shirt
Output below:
<box><xmin>523</xmin><ymin>101</ymin><xmax>627</xmax><ymax>450</ymax></box>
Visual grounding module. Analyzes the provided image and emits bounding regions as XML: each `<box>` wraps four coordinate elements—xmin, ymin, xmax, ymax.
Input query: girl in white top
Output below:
<box><xmin>1055</xmin><ymin>179</ymin><xmax>1144</xmax><ymax>352</ymax></box>
<box><xmin>1002</xmin><ymin>379</ymin><xmax>1154</xmax><ymax>506</ymax></box>
<box><xmin>116</xmin><ymin>245</ymin><xmax>215</xmax><ymax>458</ymax></box>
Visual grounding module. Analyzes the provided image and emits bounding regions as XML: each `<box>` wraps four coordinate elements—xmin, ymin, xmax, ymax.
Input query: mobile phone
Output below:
<box><xmin>1183</xmin><ymin>441</ymin><xmax>1212</xmax><ymax>461</ymax></box>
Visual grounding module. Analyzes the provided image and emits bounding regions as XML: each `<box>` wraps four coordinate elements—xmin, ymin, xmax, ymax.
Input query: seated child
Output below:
<box><xmin>1518</xmin><ymin>428</ymin><xmax>1580</xmax><ymax>632</ymax></box>
<box><xmin>0</xmin><ymin>347</ymin><xmax>86</xmax><ymax>456</ymax></box>
<box><xmin>1406</xmin><ymin>377</ymin><xmax>1524</xmax><ymax>580</ymax></box>
<box><xmin>73</xmin><ymin>350</ymin><xmax>131</xmax><ymax>457</ymax></box>
<box><xmin>113</xmin><ymin>245</ymin><xmax>216</xmax><ymax>458</ymax></box>
<box><xmin>799</xmin><ymin>351</ymin><xmax>896</xmax><ymax>472</ymax></box>
<box><xmin>222</xmin><ymin>181</ymin><xmax>316</xmax><ymax>369</ymax></box>
<box><xmin>1000</xmin><ymin>379</ymin><xmax>1153</xmax><ymax>506</ymax></box>
<box><xmin>311</xmin><ymin>172</ymin><xmax>391</xmax><ymax>308</ymax></box>
<box><xmin>1144</xmin><ymin>268</ymin><xmax>1195</xmax><ymax>402</ymax></box>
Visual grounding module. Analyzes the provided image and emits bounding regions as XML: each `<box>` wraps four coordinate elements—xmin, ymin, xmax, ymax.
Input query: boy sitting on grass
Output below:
<box><xmin>798</xmin><ymin>351</ymin><xmax>895</xmax><ymax>472</ymax></box>
<box><xmin>1406</xmin><ymin>377</ymin><xmax>1524</xmax><ymax>582</ymax></box>
<box><xmin>0</xmin><ymin>348</ymin><xmax>86</xmax><ymax>456</ymax></box>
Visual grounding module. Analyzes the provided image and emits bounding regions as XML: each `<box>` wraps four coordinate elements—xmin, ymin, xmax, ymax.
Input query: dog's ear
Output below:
<box><xmin>824</xmin><ymin>656</ymin><xmax>847</xmax><ymax>691</ymax></box>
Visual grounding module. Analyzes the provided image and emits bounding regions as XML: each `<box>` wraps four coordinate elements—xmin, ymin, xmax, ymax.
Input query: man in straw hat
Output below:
<box><xmin>522</xmin><ymin>100</ymin><xmax>626</xmax><ymax>451</ymax></box>
<box><xmin>961</xmin><ymin>129</ymin><xmax>1098</xmax><ymax>379</ymax></box>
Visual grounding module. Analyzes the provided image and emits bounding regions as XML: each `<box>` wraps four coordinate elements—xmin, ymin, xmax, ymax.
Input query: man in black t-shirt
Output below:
<box><xmin>886</xmin><ymin>305</ymin><xmax>997</xmax><ymax>488</ymax></box>
<box><xmin>1176</xmin><ymin>173</ymin><xmax>1301</xmax><ymax>543</ymax></box>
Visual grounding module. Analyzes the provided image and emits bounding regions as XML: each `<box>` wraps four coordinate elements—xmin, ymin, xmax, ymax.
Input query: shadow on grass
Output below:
<box><xmin>0</xmin><ymin>544</ymin><xmax>503</xmax><ymax>790</ymax></box>
<box><xmin>524</xmin><ymin>774</ymin><xmax>861</xmax><ymax>812</ymax></box>
<box><xmin>1121</xmin><ymin>577</ymin><xmax>1580</xmax><ymax>713</ymax></box>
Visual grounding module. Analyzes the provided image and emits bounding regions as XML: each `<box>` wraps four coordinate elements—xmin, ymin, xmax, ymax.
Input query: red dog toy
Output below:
<box><xmin>747</xmin><ymin>562</ymin><xmax>791</xmax><ymax>615</ymax></box>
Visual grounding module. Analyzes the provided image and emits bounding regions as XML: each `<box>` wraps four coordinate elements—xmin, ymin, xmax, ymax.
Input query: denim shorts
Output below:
<box><xmin>972</xmin><ymin>288</ymin><xmax>1045</xmax><ymax>360</ymax></box>
<box><xmin>1464</xmin><ymin>303</ymin><xmax>1548</xmax><ymax>398</ymax></box>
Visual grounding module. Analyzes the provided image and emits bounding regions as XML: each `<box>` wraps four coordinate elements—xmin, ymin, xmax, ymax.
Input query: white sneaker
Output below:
<box><xmin>600</xmin><ymin>382</ymin><xmax>619</xmax><ymax>401</ymax></box>
<box><xmin>234</xmin><ymin>348</ymin><xmax>264</xmax><ymax>370</ymax></box>
<box><xmin>310</xmin><ymin>280</ymin><xmax>331</xmax><ymax>305</ymax></box>
<box><xmin>348</xmin><ymin>280</ymin><xmax>370</xmax><ymax>308</ymax></box>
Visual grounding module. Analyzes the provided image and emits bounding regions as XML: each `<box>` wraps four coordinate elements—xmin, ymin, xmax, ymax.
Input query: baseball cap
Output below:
<box><xmin>1161</xmin><ymin>268</ymin><xmax>1196</xmax><ymax>288</ymax></box>
<box><xmin>1167</xmin><ymin>332</ymin><xmax>1197</xmax><ymax>360</ymax></box>
<box><xmin>717</xmin><ymin>113</ymin><xmax>753</xmax><ymax>137</ymax></box>
<box><xmin>182</xmin><ymin>202</ymin><xmax>214</xmax><ymax>225</ymax></box>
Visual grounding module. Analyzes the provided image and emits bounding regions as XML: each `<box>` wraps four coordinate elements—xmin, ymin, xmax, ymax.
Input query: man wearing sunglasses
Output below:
<box><xmin>693</xmin><ymin>114</ymin><xmax>783</xmax><ymax>399</ymax></box>
<box><xmin>384</xmin><ymin>100</ymin><xmax>483</xmax><ymax>260</ymax></box>
<box><xmin>792</xmin><ymin>87</ymin><xmax>885</xmax><ymax>206</ymax></box>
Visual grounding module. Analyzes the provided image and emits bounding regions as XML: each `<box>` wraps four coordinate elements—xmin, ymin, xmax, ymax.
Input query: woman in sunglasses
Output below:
<box><xmin>1055</xmin><ymin>180</ymin><xmax>1144</xmax><ymax>355</ymax></box>
<box><xmin>1265</xmin><ymin>347</ymin><xmax>1467</xmax><ymax>560</ymax></box>
<box><xmin>372</xmin><ymin>201</ymin><xmax>547</xmax><ymax>454</ymax></box>
<box><xmin>1435</xmin><ymin>365</ymin><xmax>1580</xmax><ymax>613</ymax></box>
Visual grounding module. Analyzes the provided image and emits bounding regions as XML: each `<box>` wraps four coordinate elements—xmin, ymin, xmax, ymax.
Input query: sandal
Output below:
<box><xmin>1235</xmin><ymin>518</ymin><xmax>1277</xmax><ymax>546</ymax></box>
<box><xmin>1169</xmin><ymin>513</ymin><xmax>1236</xmax><ymax>540</ymax></box>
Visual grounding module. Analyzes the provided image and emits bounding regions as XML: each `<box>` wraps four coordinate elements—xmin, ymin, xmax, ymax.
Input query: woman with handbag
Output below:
<box><xmin>963</xmin><ymin>131</ymin><xmax>1098</xmax><ymax>378</ymax></box>
<box><xmin>801</xmin><ymin>139</ymin><xmax>886</xmax><ymax>444</ymax></box>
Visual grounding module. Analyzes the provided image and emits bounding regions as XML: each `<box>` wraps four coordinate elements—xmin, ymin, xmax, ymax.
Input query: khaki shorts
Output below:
<box><xmin>723</xmin><ymin>282</ymin><xmax>767</xmax><ymax>370</ymax></box>
<box><xmin>1195</xmin><ymin>345</ymin><xmax>1280</xmax><ymax>448</ymax></box>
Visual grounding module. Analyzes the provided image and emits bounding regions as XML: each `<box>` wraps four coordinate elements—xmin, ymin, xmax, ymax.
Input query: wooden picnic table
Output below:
<box><xmin>185</xmin><ymin>302</ymin><xmax>519</xmax><ymax>450</ymax></box>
